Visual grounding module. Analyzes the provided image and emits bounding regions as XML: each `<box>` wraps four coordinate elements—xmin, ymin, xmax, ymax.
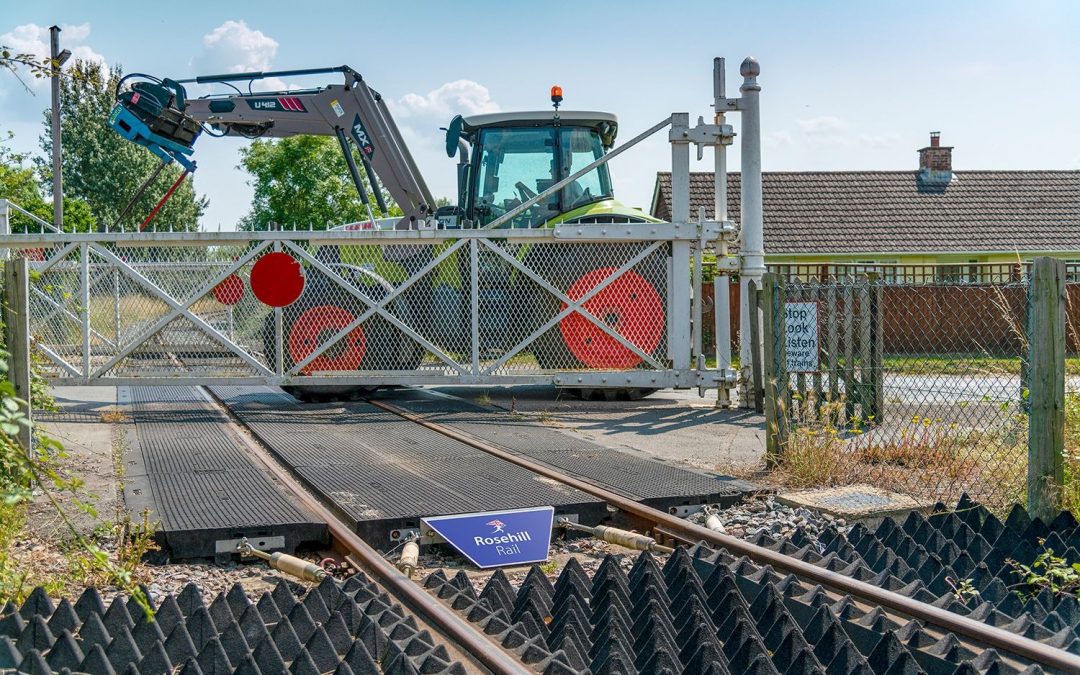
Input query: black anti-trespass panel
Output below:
<box><xmin>426</xmin><ymin>546</ymin><xmax>1054</xmax><ymax>674</ymax></box>
<box><xmin>123</xmin><ymin>387</ymin><xmax>326</xmax><ymax>559</ymax></box>
<box><xmin>0</xmin><ymin>576</ymin><xmax>467</xmax><ymax>674</ymax></box>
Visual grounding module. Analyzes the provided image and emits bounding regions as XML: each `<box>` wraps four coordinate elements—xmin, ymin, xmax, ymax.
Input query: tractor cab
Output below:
<box><xmin>445</xmin><ymin>111</ymin><xmax>649</xmax><ymax>229</ymax></box>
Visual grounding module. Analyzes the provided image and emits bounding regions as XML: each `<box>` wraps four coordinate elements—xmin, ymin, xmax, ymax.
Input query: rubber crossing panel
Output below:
<box><xmin>370</xmin><ymin>388</ymin><xmax>758</xmax><ymax>510</ymax></box>
<box><xmin>211</xmin><ymin>387</ymin><xmax>609</xmax><ymax>544</ymax></box>
<box><xmin>122</xmin><ymin>386</ymin><xmax>326</xmax><ymax>559</ymax></box>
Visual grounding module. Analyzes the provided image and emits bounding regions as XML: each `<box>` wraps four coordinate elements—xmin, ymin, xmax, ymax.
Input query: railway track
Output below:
<box><xmin>197</xmin><ymin>386</ymin><xmax>1080</xmax><ymax>674</ymax></box>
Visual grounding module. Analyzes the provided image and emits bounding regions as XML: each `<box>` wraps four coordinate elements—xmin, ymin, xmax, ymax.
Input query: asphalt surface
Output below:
<box><xmin>425</xmin><ymin>385</ymin><xmax>766</xmax><ymax>473</ymax></box>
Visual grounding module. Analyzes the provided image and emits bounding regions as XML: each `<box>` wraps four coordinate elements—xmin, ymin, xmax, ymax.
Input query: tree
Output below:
<box><xmin>237</xmin><ymin>135</ymin><xmax>400</xmax><ymax>231</ymax></box>
<box><xmin>38</xmin><ymin>60</ymin><xmax>206</xmax><ymax>232</ymax></box>
<box><xmin>0</xmin><ymin>46</ymin><xmax>59</xmax><ymax>92</ymax></box>
<box><xmin>0</xmin><ymin>135</ymin><xmax>95</xmax><ymax>232</ymax></box>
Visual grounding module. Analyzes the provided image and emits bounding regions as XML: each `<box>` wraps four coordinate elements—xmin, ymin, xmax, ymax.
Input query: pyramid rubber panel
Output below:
<box><xmin>425</xmin><ymin>545</ymin><xmax>1056</xmax><ymax>674</ymax></box>
<box><xmin>0</xmin><ymin>575</ymin><xmax>466</xmax><ymax>674</ymax></box>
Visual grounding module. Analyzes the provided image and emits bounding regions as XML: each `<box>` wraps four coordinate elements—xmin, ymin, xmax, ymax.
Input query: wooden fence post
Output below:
<box><xmin>843</xmin><ymin>279</ymin><xmax>856</xmax><ymax>423</ymax></box>
<box><xmin>3</xmin><ymin>257</ymin><xmax>33</xmax><ymax>453</ymax></box>
<box><xmin>1027</xmin><ymin>257</ymin><xmax>1065</xmax><ymax>521</ymax></box>
<box><xmin>867</xmin><ymin>272</ymin><xmax>885</xmax><ymax>423</ymax></box>
<box><xmin>760</xmin><ymin>273</ymin><xmax>787</xmax><ymax>465</ymax></box>
<box><xmin>747</xmin><ymin>279</ymin><xmax>763</xmax><ymax>414</ymax></box>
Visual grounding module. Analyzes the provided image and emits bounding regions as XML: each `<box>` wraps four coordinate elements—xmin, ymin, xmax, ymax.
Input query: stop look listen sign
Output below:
<box><xmin>784</xmin><ymin>302</ymin><xmax>819</xmax><ymax>373</ymax></box>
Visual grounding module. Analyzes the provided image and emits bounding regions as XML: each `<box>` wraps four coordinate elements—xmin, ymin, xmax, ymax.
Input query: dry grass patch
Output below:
<box><xmin>769</xmin><ymin>391</ymin><xmax>1026</xmax><ymax>510</ymax></box>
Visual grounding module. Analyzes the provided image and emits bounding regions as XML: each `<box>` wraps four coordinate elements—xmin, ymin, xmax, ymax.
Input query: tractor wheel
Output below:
<box><xmin>528</xmin><ymin>244</ymin><xmax>666</xmax><ymax>401</ymax></box>
<box><xmin>264</xmin><ymin>266</ymin><xmax>422</xmax><ymax>403</ymax></box>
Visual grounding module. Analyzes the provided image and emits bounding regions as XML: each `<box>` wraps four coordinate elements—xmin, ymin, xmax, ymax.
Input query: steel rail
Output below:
<box><xmin>366</xmin><ymin>397</ymin><xmax>1080</xmax><ymax>674</ymax></box>
<box><xmin>198</xmin><ymin>387</ymin><xmax>529</xmax><ymax>675</ymax></box>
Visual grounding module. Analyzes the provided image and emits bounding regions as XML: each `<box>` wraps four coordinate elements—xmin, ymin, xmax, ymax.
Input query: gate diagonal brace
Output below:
<box><xmin>283</xmin><ymin>240</ymin><xmax>469</xmax><ymax>375</ymax></box>
<box><xmin>478</xmin><ymin>238</ymin><xmax>667</xmax><ymax>374</ymax></box>
<box><xmin>89</xmin><ymin>242</ymin><xmax>274</xmax><ymax>379</ymax></box>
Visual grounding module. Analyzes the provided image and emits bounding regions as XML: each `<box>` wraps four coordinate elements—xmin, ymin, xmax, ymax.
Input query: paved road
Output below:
<box><xmin>427</xmin><ymin>385</ymin><xmax>765</xmax><ymax>474</ymax></box>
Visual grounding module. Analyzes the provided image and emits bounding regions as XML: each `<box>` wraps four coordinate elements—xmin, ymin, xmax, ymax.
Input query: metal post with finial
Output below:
<box><xmin>738</xmin><ymin>57</ymin><xmax>764</xmax><ymax>408</ymax></box>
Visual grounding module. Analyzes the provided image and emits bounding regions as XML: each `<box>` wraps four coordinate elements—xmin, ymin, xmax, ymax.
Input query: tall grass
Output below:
<box><xmin>1060</xmin><ymin>393</ymin><xmax>1080</xmax><ymax>518</ymax></box>
<box><xmin>773</xmin><ymin>389</ymin><xmax>1027</xmax><ymax>509</ymax></box>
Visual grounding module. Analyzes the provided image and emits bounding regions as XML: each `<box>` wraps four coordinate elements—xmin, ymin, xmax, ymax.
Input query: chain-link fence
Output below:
<box><xmin>1061</xmin><ymin>279</ymin><xmax>1080</xmax><ymax>518</ymax></box>
<box><xmin>763</xmin><ymin>272</ymin><xmax>1031</xmax><ymax>510</ymax></box>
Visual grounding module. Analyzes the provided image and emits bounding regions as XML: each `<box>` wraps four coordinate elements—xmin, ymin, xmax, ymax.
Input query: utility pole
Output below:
<box><xmin>49</xmin><ymin>26</ymin><xmax>71</xmax><ymax>231</ymax></box>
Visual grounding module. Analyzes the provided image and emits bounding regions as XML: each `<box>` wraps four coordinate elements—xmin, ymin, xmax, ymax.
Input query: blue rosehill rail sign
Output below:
<box><xmin>422</xmin><ymin>506</ymin><xmax>554</xmax><ymax>569</ymax></box>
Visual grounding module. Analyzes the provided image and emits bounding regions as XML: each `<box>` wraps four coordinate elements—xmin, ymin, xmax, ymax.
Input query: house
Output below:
<box><xmin>651</xmin><ymin>133</ymin><xmax>1080</xmax><ymax>280</ymax></box>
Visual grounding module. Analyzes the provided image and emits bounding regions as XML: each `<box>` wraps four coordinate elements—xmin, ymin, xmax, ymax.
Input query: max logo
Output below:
<box><xmin>351</xmin><ymin>115</ymin><xmax>375</xmax><ymax>159</ymax></box>
<box><xmin>486</xmin><ymin>519</ymin><xmax>507</xmax><ymax>534</ymax></box>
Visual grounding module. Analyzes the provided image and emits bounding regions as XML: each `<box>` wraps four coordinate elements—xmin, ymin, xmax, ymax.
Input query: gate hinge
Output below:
<box><xmin>694</xmin><ymin>208</ymin><xmax>736</xmax><ymax>242</ymax></box>
<box><xmin>714</xmin><ymin>256</ymin><xmax>740</xmax><ymax>272</ymax></box>
<box><xmin>672</xmin><ymin>117</ymin><xmax>735</xmax><ymax>160</ymax></box>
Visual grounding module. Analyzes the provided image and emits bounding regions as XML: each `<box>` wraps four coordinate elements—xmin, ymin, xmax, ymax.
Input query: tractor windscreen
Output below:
<box><xmin>472</xmin><ymin>126</ymin><xmax>612</xmax><ymax>228</ymax></box>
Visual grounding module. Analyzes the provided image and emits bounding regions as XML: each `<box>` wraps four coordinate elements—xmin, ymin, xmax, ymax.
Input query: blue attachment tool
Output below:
<box><xmin>108</xmin><ymin>103</ymin><xmax>197</xmax><ymax>172</ymax></box>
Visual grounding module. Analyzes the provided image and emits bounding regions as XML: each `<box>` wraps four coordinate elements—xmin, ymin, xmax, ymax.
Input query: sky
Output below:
<box><xmin>2</xmin><ymin>1</ymin><xmax>1079</xmax><ymax>230</ymax></box>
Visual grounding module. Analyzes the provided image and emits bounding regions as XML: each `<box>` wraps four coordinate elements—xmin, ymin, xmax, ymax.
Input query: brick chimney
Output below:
<box><xmin>917</xmin><ymin>131</ymin><xmax>953</xmax><ymax>184</ymax></box>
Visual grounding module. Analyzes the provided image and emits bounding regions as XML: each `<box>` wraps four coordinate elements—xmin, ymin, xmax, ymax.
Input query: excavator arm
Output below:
<box><xmin>111</xmin><ymin>66</ymin><xmax>436</xmax><ymax>228</ymax></box>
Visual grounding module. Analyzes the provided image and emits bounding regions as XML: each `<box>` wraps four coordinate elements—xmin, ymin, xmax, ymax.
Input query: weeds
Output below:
<box><xmin>68</xmin><ymin>509</ymin><xmax>159</xmax><ymax>595</ymax></box>
<box><xmin>1006</xmin><ymin>543</ymin><xmax>1080</xmax><ymax>601</ymax></box>
<box><xmin>0</xmin><ymin>336</ymin><xmax>153</xmax><ymax>611</ymax></box>
<box><xmin>945</xmin><ymin>576</ymin><xmax>980</xmax><ymax>606</ymax></box>
<box><xmin>1058</xmin><ymin>393</ymin><xmax>1080</xmax><ymax>518</ymax></box>
<box><xmin>773</xmin><ymin>388</ymin><xmax>1026</xmax><ymax>506</ymax></box>
<box><xmin>99</xmin><ymin>410</ymin><xmax>127</xmax><ymax>424</ymax></box>
<box><xmin>773</xmin><ymin>395</ymin><xmax>853</xmax><ymax>488</ymax></box>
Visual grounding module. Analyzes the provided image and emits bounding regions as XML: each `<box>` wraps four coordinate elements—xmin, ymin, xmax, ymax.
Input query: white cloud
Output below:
<box><xmin>188</xmin><ymin>21</ymin><xmax>285</xmax><ymax>91</ymax></box>
<box><xmin>394</xmin><ymin>80</ymin><xmax>499</xmax><ymax>120</ymax></box>
<box><xmin>193</xmin><ymin>20</ymin><xmax>278</xmax><ymax>74</ymax></box>
<box><xmin>796</xmin><ymin>115</ymin><xmax>848</xmax><ymax>135</ymax></box>
<box><xmin>0</xmin><ymin>23</ymin><xmax>106</xmax><ymax>88</ymax></box>
<box><xmin>857</xmin><ymin>132</ymin><xmax>901</xmax><ymax>148</ymax></box>
<box><xmin>764</xmin><ymin>130</ymin><xmax>794</xmax><ymax>148</ymax></box>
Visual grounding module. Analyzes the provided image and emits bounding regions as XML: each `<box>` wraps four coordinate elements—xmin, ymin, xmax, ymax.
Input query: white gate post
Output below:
<box><xmin>669</xmin><ymin>113</ymin><xmax>692</xmax><ymax>373</ymax></box>
<box><xmin>738</xmin><ymin>58</ymin><xmax>765</xmax><ymax>407</ymax></box>
<box><xmin>713</xmin><ymin>57</ymin><xmax>733</xmax><ymax>406</ymax></box>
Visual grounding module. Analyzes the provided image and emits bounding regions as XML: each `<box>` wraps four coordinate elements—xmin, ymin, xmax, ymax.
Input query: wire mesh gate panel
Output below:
<box><xmin>4</xmin><ymin>225</ymin><xmax>730</xmax><ymax>390</ymax></box>
<box><xmin>764</xmin><ymin>274</ymin><xmax>1030</xmax><ymax>509</ymax></box>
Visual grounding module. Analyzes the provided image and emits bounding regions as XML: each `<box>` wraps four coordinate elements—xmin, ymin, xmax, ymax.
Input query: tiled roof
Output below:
<box><xmin>652</xmin><ymin>171</ymin><xmax>1080</xmax><ymax>254</ymax></box>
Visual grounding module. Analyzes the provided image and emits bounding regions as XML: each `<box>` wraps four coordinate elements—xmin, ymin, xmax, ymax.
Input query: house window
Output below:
<box><xmin>1067</xmin><ymin>260</ymin><xmax>1080</xmax><ymax>283</ymax></box>
<box><xmin>936</xmin><ymin>259</ymin><xmax>980</xmax><ymax>284</ymax></box>
<box><xmin>854</xmin><ymin>260</ymin><xmax>899</xmax><ymax>283</ymax></box>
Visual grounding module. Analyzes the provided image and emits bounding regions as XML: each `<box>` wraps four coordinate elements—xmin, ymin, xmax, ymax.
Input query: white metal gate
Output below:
<box><xmin>3</xmin><ymin>223</ymin><xmax>733</xmax><ymax>391</ymax></box>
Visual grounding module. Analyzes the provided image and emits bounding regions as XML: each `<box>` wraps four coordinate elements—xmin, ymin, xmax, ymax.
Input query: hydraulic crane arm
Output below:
<box><xmin>112</xmin><ymin>65</ymin><xmax>435</xmax><ymax>228</ymax></box>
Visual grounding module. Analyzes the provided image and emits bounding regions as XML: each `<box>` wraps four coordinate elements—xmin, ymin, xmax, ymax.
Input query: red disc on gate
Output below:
<box><xmin>288</xmin><ymin>305</ymin><xmax>366</xmax><ymax>373</ymax></box>
<box><xmin>212</xmin><ymin>274</ymin><xmax>245</xmax><ymax>305</ymax></box>
<box><xmin>250</xmin><ymin>252</ymin><xmax>305</xmax><ymax>307</ymax></box>
<box><xmin>559</xmin><ymin>267</ymin><xmax>664</xmax><ymax>369</ymax></box>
